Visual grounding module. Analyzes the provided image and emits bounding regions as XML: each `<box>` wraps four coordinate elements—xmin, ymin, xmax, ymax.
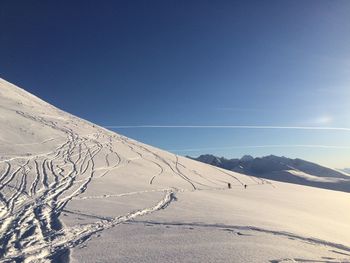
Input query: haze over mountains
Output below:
<box><xmin>1</xmin><ymin>78</ymin><xmax>350</xmax><ymax>263</ymax></box>
<box><xmin>190</xmin><ymin>154</ymin><xmax>350</xmax><ymax>193</ymax></box>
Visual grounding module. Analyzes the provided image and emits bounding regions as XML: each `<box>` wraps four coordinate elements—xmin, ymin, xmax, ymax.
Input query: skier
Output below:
<box><xmin>244</xmin><ymin>184</ymin><xmax>247</xmax><ymax>189</ymax></box>
<box><xmin>228</xmin><ymin>183</ymin><xmax>231</xmax><ymax>189</ymax></box>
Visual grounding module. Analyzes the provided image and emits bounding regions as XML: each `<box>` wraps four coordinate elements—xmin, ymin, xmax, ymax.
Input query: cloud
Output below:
<box><xmin>312</xmin><ymin>115</ymin><xmax>333</xmax><ymax>125</ymax></box>
<box><xmin>104</xmin><ymin>125</ymin><xmax>350</xmax><ymax>131</ymax></box>
<box><xmin>168</xmin><ymin>144</ymin><xmax>350</xmax><ymax>152</ymax></box>
<box><xmin>215</xmin><ymin>107</ymin><xmax>265</xmax><ymax>112</ymax></box>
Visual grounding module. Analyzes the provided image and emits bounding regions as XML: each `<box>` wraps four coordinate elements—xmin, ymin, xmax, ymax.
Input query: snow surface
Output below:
<box><xmin>285</xmin><ymin>169</ymin><xmax>347</xmax><ymax>183</ymax></box>
<box><xmin>192</xmin><ymin>154</ymin><xmax>350</xmax><ymax>193</ymax></box>
<box><xmin>1</xmin><ymin>78</ymin><xmax>350</xmax><ymax>263</ymax></box>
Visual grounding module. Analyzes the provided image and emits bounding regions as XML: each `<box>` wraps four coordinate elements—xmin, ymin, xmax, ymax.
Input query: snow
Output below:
<box><xmin>193</xmin><ymin>154</ymin><xmax>350</xmax><ymax>193</ymax></box>
<box><xmin>0</xmin><ymin>78</ymin><xmax>350</xmax><ymax>263</ymax></box>
<box><xmin>285</xmin><ymin>169</ymin><xmax>347</xmax><ymax>183</ymax></box>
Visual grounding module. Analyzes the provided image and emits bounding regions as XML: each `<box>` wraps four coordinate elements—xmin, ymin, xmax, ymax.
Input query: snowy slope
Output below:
<box><xmin>1</xmin><ymin>78</ymin><xmax>350</xmax><ymax>263</ymax></box>
<box><xmin>343</xmin><ymin>168</ymin><xmax>350</xmax><ymax>175</ymax></box>
<box><xmin>192</xmin><ymin>154</ymin><xmax>350</xmax><ymax>193</ymax></box>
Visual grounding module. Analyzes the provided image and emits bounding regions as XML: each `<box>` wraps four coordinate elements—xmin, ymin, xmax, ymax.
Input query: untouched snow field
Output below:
<box><xmin>0</xmin><ymin>78</ymin><xmax>350</xmax><ymax>263</ymax></box>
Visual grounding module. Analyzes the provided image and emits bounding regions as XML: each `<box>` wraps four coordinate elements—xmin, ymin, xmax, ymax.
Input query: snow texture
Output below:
<box><xmin>0</xmin><ymin>78</ymin><xmax>350</xmax><ymax>263</ymax></box>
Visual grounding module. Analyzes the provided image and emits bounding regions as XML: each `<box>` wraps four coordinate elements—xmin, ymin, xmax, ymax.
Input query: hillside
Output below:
<box><xmin>1</xmin><ymin>78</ymin><xmax>350</xmax><ymax>263</ymax></box>
<box><xmin>343</xmin><ymin>168</ymin><xmax>350</xmax><ymax>174</ymax></box>
<box><xmin>191</xmin><ymin>154</ymin><xmax>350</xmax><ymax>193</ymax></box>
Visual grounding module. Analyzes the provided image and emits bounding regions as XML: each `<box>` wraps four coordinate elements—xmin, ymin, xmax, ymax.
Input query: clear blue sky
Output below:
<box><xmin>1</xmin><ymin>0</ymin><xmax>349</xmax><ymax>168</ymax></box>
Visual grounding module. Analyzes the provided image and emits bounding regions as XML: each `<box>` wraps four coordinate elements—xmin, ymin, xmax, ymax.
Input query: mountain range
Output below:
<box><xmin>190</xmin><ymin>154</ymin><xmax>350</xmax><ymax>193</ymax></box>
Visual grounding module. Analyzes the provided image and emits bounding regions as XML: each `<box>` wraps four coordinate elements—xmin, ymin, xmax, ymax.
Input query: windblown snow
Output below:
<box><xmin>0</xmin><ymin>78</ymin><xmax>350</xmax><ymax>263</ymax></box>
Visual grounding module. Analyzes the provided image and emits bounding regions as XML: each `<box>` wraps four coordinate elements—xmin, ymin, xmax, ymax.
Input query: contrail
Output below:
<box><xmin>168</xmin><ymin>144</ymin><xmax>350</xmax><ymax>152</ymax></box>
<box><xmin>104</xmin><ymin>125</ymin><xmax>350</xmax><ymax>131</ymax></box>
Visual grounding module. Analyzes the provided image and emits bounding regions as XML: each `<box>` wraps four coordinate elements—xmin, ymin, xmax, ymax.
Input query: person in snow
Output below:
<box><xmin>228</xmin><ymin>183</ymin><xmax>231</xmax><ymax>189</ymax></box>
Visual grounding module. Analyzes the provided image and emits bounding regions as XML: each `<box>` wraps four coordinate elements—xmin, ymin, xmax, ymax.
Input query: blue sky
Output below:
<box><xmin>1</xmin><ymin>0</ymin><xmax>349</xmax><ymax>168</ymax></box>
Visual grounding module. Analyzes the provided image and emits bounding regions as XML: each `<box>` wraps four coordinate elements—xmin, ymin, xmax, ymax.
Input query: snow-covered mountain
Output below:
<box><xmin>342</xmin><ymin>168</ymin><xmax>350</xmax><ymax>174</ymax></box>
<box><xmin>1</xmin><ymin>78</ymin><xmax>350</xmax><ymax>263</ymax></box>
<box><xmin>191</xmin><ymin>154</ymin><xmax>350</xmax><ymax>193</ymax></box>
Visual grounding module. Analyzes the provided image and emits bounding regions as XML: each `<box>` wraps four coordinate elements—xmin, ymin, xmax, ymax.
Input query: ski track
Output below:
<box><xmin>73</xmin><ymin>189</ymin><xmax>169</xmax><ymax>200</ymax></box>
<box><xmin>131</xmin><ymin>220</ymin><xmax>350</xmax><ymax>259</ymax></box>
<box><xmin>0</xmin><ymin>112</ymin><xmax>181</xmax><ymax>263</ymax></box>
<box><xmin>0</xmin><ymin>111</ymin><xmax>345</xmax><ymax>262</ymax></box>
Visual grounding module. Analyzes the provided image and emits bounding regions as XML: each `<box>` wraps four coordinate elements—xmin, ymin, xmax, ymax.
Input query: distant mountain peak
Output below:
<box><xmin>191</xmin><ymin>153</ymin><xmax>350</xmax><ymax>193</ymax></box>
<box><xmin>240</xmin><ymin>155</ymin><xmax>254</xmax><ymax>162</ymax></box>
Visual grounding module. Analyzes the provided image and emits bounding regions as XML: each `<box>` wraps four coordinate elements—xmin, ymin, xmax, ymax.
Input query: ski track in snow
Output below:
<box><xmin>132</xmin><ymin>220</ymin><xmax>350</xmax><ymax>253</ymax></box>
<box><xmin>0</xmin><ymin>112</ymin><xmax>218</xmax><ymax>262</ymax></box>
<box><xmin>0</xmin><ymin>111</ymin><xmax>349</xmax><ymax>263</ymax></box>
<box><xmin>131</xmin><ymin>221</ymin><xmax>350</xmax><ymax>262</ymax></box>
